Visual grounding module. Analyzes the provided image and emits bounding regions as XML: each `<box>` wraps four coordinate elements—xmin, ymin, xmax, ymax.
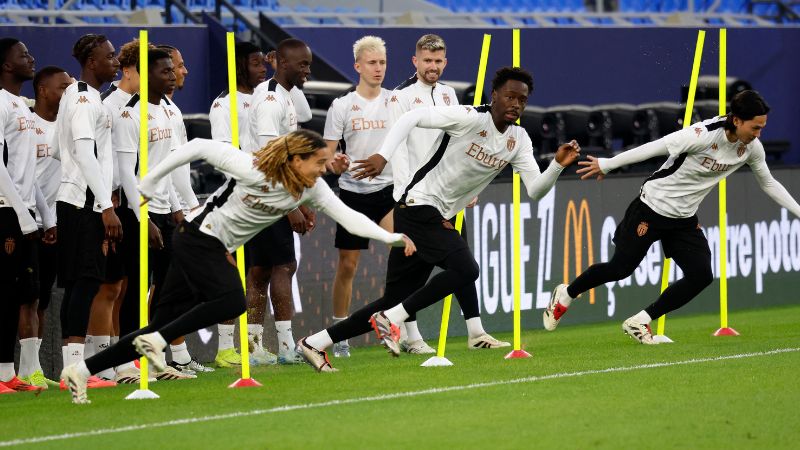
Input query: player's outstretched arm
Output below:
<box><xmin>578</xmin><ymin>138</ymin><xmax>670</xmax><ymax>180</ymax></box>
<box><xmin>518</xmin><ymin>140</ymin><xmax>579</xmax><ymax>201</ymax></box>
<box><xmin>749</xmin><ymin>149</ymin><xmax>800</xmax><ymax>218</ymax></box>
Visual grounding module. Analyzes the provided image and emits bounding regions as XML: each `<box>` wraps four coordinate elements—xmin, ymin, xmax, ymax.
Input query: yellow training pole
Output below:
<box><xmin>226</xmin><ymin>33</ymin><xmax>261</xmax><ymax>387</ymax></box>
<box><xmin>126</xmin><ymin>29</ymin><xmax>158</xmax><ymax>400</ymax></box>
<box><xmin>422</xmin><ymin>33</ymin><xmax>491</xmax><ymax>367</ymax></box>
<box><xmin>506</xmin><ymin>28</ymin><xmax>531</xmax><ymax>359</ymax></box>
<box><xmin>655</xmin><ymin>30</ymin><xmax>705</xmax><ymax>343</ymax></box>
<box><xmin>714</xmin><ymin>28</ymin><xmax>738</xmax><ymax>337</ymax></box>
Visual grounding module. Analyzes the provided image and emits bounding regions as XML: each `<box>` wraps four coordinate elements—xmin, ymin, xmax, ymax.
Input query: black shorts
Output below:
<box><xmin>149</xmin><ymin>212</ymin><xmax>176</xmax><ymax>288</ymax></box>
<box><xmin>116</xmin><ymin>205</ymin><xmax>139</xmax><ymax>280</ymax></box>
<box><xmin>37</xmin><ymin>238</ymin><xmax>57</xmax><ymax>309</ymax></box>
<box><xmin>57</xmin><ymin>201</ymin><xmax>109</xmax><ymax>285</ymax></box>
<box><xmin>613</xmin><ymin>196</ymin><xmax>710</xmax><ymax>260</ymax></box>
<box><xmin>0</xmin><ymin>208</ymin><xmax>39</xmax><ymax>304</ymax></box>
<box><xmin>335</xmin><ymin>185</ymin><xmax>395</xmax><ymax>250</ymax></box>
<box><xmin>154</xmin><ymin>219</ymin><xmax>242</xmax><ymax>311</ymax></box>
<box><xmin>394</xmin><ymin>204</ymin><xmax>471</xmax><ymax>265</ymax></box>
<box><xmin>245</xmin><ymin>216</ymin><xmax>295</xmax><ymax>268</ymax></box>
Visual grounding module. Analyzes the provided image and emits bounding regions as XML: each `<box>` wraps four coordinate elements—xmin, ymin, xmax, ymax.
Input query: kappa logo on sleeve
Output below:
<box><xmin>77</xmin><ymin>96</ymin><xmax>89</xmax><ymax>104</ymax></box>
<box><xmin>413</xmin><ymin>97</ymin><xmax>423</xmax><ymax>104</ymax></box>
<box><xmin>390</xmin><ymin>95</ymin><xmax>398</xmax><ymax>103</ymax></box>
<box><xmin>711</xmin><ymin>143</ymin><xmax>718</xmax><ymax>151</ymax></box>
<box><xmin>694</xmin><ymin>127</ymin><xmax>702</xmax><ymax>137</ymax></box>
<box><xmin>120</xmin><ymin>111</ymin><xmax>131</xmax><ymax>119</ymax></box>
<box><xmin>212</xmin><ymin>102</ymin><xmax>221</xmax><ymax>108</ymax></box>
<box><xmin>265</xmin><ymin>95</ymin><xmax>276</xmax><ymax>102</ymax></box>
<box><xmin>351</xmin><ymin>104</ymin><xmax>361</xmax><ymax>112</ymax></box>
<box><xmin>478</xmin><ymin>130</ymin><xmax>487</xmax><ymax>138</ymax></box>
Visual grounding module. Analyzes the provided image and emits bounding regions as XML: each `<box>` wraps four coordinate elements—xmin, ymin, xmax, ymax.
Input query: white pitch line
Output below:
<box><xmin>2</xmin><ymin>347</ymin><xmax>798</xmax><ymax>448</ymax></box>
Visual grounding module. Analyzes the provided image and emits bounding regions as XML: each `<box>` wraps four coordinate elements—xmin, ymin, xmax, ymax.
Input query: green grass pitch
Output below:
<box><xmin>1</xmin><ymin>305</ymin><xmax>799</xmax><ymax>449</ymax></box>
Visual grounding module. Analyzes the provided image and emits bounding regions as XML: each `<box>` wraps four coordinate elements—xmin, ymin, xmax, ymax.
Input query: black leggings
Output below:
<box><xmin>85</xmin><ymin>288</ymin><xmax>245</xmax><ymax>374</ymax></box>
<box><xmin>328</xmin><ymin>247</ymin><xmax>479</xmax><ymax>343</ymax></box>
<box><xmin>567</xmin><ymin>246</ymin><xmax>713</xmax><ymax>320</ymax></box>
<box><xmin>64</xmin><ymin>278</ymin><xmax>101</xmax><ymax>338</ymax></box>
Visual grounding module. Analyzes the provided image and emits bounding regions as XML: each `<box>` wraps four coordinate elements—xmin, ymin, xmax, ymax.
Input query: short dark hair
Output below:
<box><xmin>0</xmin><ymin>38</ymin><xmax>21</xmax><ymax>67</ymax></box>
<box><xmin>73</xmin><ymin>34</ymin><xmax>109</xmax><ymax>66</ymax></box>
<box><xmin>156</xmin><ymin>44</ymin><xmax>177</xmax><ymax>56</ymax></box>
<box><xmin>33</xmin><ymin>66</ymin><xmax>67</xmax><ymax>96</ymax></box>
<box><xmin>143</xmin><ymin>48</ymin><xmax>172</xmax><ymax>74</ymax></box>
<box><xmin>725</xmin><ymin>90</ymin><xmax>770</xmax><ymax>131</ymax></box>
<box><xmin>276</xmin><ymin>38</ymin><xmax>308</xmax><ymax>61</ymax></box>
<box><xmin>491</xmin><ymin>66</ymin><xmax>533</xmax><ymax>94</ymax></box>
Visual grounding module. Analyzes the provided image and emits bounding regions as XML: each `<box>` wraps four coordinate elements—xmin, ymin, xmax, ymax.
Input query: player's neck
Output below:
<box><xmin>355</xmin><ymin>81</ymin><xmax>381</xmax><ymax>100</ymax></box>
<box><xmin>148</xmin><ymin>92</ymin><xmax>162</xmax><ymax>106</ymax></box>
<box><xmin>79</xmin><ymin>70</ymin><xmax>103</xmax><ymax>91</ymax></box>
<box><xmin>416</xmin><ymin>75</ymin><xmax>435</xmax><ymax>88</ymax></box>
<box><xmin>118</xmin><ymin>79</ymin><xmax>136</xmax><ymax>95</ymax></box>
<box><xmin>725</xmin><ymin>129</ymin><xmax>739</xmax><ymax>143</ymax></box>
<box><xmin>274</xmin><ymin>74</ymin><xmax>294</xmax><ymax>92</ymax></box>
<box><xmin>237</xmin><ymin>83</ymin><xmax>254</xmax><ymax>95</ymax></box>
<box><xmin>491</xmin><ymin>111</ymin><xmax>509</xmax><ymax>134</ymax></box>
<box><xmin>0</xmin><ymin>76</ymin><xmax>23</xmax><ymax>96</ymax></box>
<box><xmin>32</xmin><ymin>101</ymin><xmax>57</xmax><ymax>122</ymax></box>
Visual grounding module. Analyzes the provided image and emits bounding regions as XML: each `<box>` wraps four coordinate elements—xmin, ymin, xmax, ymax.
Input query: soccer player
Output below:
<box><xmin>543</xmin><ymin>90</ymin><xmax>800</xmax><ymax>343</ymax></box>
<box><xmin>208</xmin><ymin>41</ymin><xmax>279</xmax><ymax>366</ymax></box>
<box><xmin>0</xmin><ymin>38</ymin><xmax>54</xmax><ymax>393</ymax></box>
<box><xmin>15</xmin><ymin>66</ymin><xmax>72</xmax><ymax>389</ymax></box>
<box><xmin>244</xmin><ymin>38</ymin><xmax>314</xmax><ymax>365</ymax></box>
<box><xmin>156</xmin><ymin>44</ymin><xmax>208</xmax><ymax>373</ymax></box>
<box><xmin>384</xmin><ymin>34</ymin><xmax>480</xmax><ymax>353</ymax></box>
<box><xmin>323</xmin><ymin>36</ymin><xmax>394</xmax><ymax>358</ymax></box>
<box><xmin>55</xmin><ymin>34</ymin><xmax>121</xmax><ymax>389</ymax></box>
<box><xmin>60</xmin><ymin>129</ymin><xmax>416</xmax><ymax>403</ymax></box>
<box><xmin>298</xmin><ymin>67</ymin><xmax>580</xmax><ymax>372</ymax></box>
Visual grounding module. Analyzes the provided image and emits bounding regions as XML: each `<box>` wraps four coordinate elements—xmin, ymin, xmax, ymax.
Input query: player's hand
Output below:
<box><xmin>287</xmin><ymin>207</ymin><xmax>308</xmax><ymax>234</ymax></box>
<box><xmin>42</xmin><ymin>226</ymin><xmax>57</xmax><ymax>244</ymax></box>
<box><xmin>299</xmin><ymin>205</ymin><xmax>316</xmax><ymax>232</ymax></box>
<box><xmin>466</xmin><ymin>196</ymin><xmax>479</xmax><ymax>208</ymax></box>
<box><xmin>327</xmin><ymin>153</ymin><xmax>350</xmax><ymax>175</ymax></box>
<box><xmin>173</xmin><ymin>210</ymin><xmax>185</xmax><ymax>225</ymax></box>
<box><xmin>400</xmin><ymin>234</ymin><xmax>416</xmax><ymax>256</ymax></box>
<box><xmin>352</xmin><ymin>154</ymin><xmax>387</xmax><ymax>180</ymax></box>
<box><xmin>139</xmin><ymin>195</ymin><xmax>151</xmax><ymax>206</ymax></box>
<box><xmin>555</xmin><ymin>140</ymin><xmax>581</xmax><ymax>167</ymax></box>
<box><xmin>148</xmin><ymin>219</ymin><xmax>164</xmax><ymax>250</ymax></box>
<box><xmin>576</xmin><ymin>155</ymin><xmax>606</xmax><ymax>181</ymax></box>
<box><xmin>102</xmin><ymin>207</ymin><xmax>123</xmax><ymax>242</ymax></box>
<box><xmin>265</xmin><ymin>50</ymin><xmax>278</xmax><ymax>71</ymax></box>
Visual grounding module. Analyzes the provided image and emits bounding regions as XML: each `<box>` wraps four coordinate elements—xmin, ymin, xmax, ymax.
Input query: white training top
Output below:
<box><xmin>114</xmin><ymin>94</ymin><xmax>177</xmax><ymax>215</ymax></box>
<box><xmin>323</xmin><ymin>87</ymin><xmax>393</xmax><ymax>194</ymax></box>
<box><xmin>0</xmin><ymin>89</ymin><xmax>36</xmax><ymax>211</ymax></box>
<box><xmin>163</xmin><ymin>96</ymin><xmax>199</xmax><ymax>211</ymax></box>
<box><xmin>249</xmin><ymin>79</ymin><xmax>298</xmax><ymax>145</ymax></box>
<box><xmin>139</xmin><ymin>138</ymin><xmax>406</xmax><ymax>253</ymax></box>
<box><xmin>599</xmin><ymin>117</ymin><xmax>800</xmax><ymax>219</ymax></box>
<box><xmin>387</xmin><ymin>74</ymin><xmax>459</xmax><ymax>201</ymax></box>
<box><xmin>209</xmin><ymin>89</ymin><xmax>257</xmax><ymax>153</ymax></box>
<box><xmin>55</xmin><ymin>81</ymin><xmax>114</xmax><ymax>212</ymax></box>
<box><xmin>32</xmin><ymin>111</ymin><xmax>59</xmax><ymax>227</ymax></box>
<box><xmin>101</xmin><ymin>83</ymin><xmax>134</xmax><ymax>190</ymax></box>
<box><xmin>379</xmin><ymin>105</ymin><xmax>564</xmax><ymax>219</ymax></box>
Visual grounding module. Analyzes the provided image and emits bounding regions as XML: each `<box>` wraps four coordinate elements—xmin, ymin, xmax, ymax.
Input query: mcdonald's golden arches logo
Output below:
<box><xmin>563</xmin><ymin>199</ymin><xmax>595</xmax><ymax>305</ymax></box>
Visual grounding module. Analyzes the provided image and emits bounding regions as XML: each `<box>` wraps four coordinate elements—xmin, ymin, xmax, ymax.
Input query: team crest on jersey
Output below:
<box><xmin>711</xmin><ymin>143</ymin><xmax>718</xmax><ymax>151</ymax></box>
<box><xmin>413</xmin><ymin>97</ymin><xmax>423</xmax><ymax>104</ymax></box>
<box><xmin>506</xmin><ymin>137</ymin><xmax>516</xmax><ymax>151</ymax></box>
<box><xmin>265</xmin><ymin>95</ymin><xmax>276</xmax><ymax>102</ymax></box>
<box><xmin>694</xmin><ymin>127</ymin><xmax>702</xmax><ymax>137</ymax></box>
<box><xmin>212</xmin><ymin>102</ymin><xmax>221</xmax><ymax>108</ymax></box>
<box><xmin>351</xmin><ymin>105</ymin><xmax>361</xmax><ymax>112</ymax></box>
<box><xmin>478</xmin><ymin>130</ymin><xmax>487</xmax><ymax>138</ymax></box>
<box><xmin>4</xmin><ymin>238</ymin><xmax>14</xmax><ymax>255</ymax></box>
<box><xmin>443</xmin><ymin>93</ymin><xmax>451</xmax><ymax>105</ymax></box>
<box><xmin>637</xmin><ymin>221</ymin><xmax>649</xmax><ymax>237</ymax></box>
<box><xmin>737</xmin><ymin>143</ymin><xmax>746</xmax><ymax>157</ymax></box>
<box><xmin>77</xmin><ymin>96</ymin><xmax>89</xmax><ymax>104</ymax></box>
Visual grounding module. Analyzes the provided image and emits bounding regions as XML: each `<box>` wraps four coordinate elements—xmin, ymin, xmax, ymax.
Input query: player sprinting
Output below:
<box><xmin>542</xmin><ymin>90</ymin><xmax>800</xmax><ymax>344</ymax></box>
<box><xmin>298</xmin><ymin>67</ymin><xmax>580</xmax><ymax>372</ymax></box>
<box><xmin>60</xmin><ymin>129</ymin><xmax>415</xmax><ymax>403</ymax></box>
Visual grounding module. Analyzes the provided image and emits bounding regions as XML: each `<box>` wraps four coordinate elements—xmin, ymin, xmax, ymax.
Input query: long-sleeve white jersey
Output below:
<box><xmin>323</xmin><ymin>87</ymin><xmax>393</xmax><ymax>193</ymax></box>
<box><xmin>209</xmin><ymin>89</ymin><xmax>257</xmax><ymax>153</ymax></box>
<box><xmin>139</xmin><ymin>138</ymin><xmax>407</xmax><ymax>253</ymax></box>
<box><xmin>163</xmin><ymin>95</ymin><xmax>199</xmax><ymax>211</ymax></box>
<box><xmin>55</xmin><ymin>81</ymin><xmax>114</xmax><ymax>212</ymax></box>
<box><xmin>598</xmin><ymin>117</ymin><xmax>800</xmax><ymax>219</ymax></box>
<box><xmin>31</xmin><ymin>111</ymin><xmax>59</xmax><ymax>228</ymax></box>
<box><xmin>0</xmin><ymin>89</ymin><xmax>36</xmax><ymax>211</ymax></box>
<box><xmin>379</xmin><ymin>105</ymin><xmax>564</xmax><ymax>219</ymax></box>
<box><xmin>387</xmin><ymin>74</ymin><xmax>459</xmax><ymax>201</ymax></box>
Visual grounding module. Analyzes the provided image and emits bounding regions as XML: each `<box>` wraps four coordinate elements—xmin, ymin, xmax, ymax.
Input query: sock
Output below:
<box><xmin>33</xmin><ymin>339</ymin><xmax>43</xmax><ymax>373</ymax></box>
<box><xmin>61</xmin><ymin>345</ymin><xmax>68</xmax><ymax>368</ymax></box>
<box><xmin>110</xmin><ymin>336</ymin><xmax>119</xmax><ymax>346</ymax></box>
<box><xmin>305</xmin><ymin>330</ymin><xmax>333</xmax><ymax>351</ymax></box>
<box><xmin>18</xmin><ymin>338</ymin><xmax>38</xmax><ymax>378</ymax></box>
<box><xmin>559</xmin><ymin>285</ymin><xmax>576</xmax><ymax>308</ymax></box>
<box><xmin>76</xmin><ymin>361</ymin><xmax>91</xmax><ymax>378</ymax></box>
<box><xmin>247</xmin><ymin>324</ymin><xmax>264</xmax><ymax>351</ymax></box>
<box><xmin>83</xmin><ymin>335</ymin><xmax>95</xmax><ymax>358</ymax></box>
<box><xmin>36</xmin><ymin>338</ymin><xmax>42</xmax><ymax>351</ymax></box>
<box><xmin>631</xmin><ymin>310</ymin><xmax>652</xmax><ymax>324</ymax></box>
<box><xmin>404</xmin><ymin>321</ymin><xmax>423</xmax><ymax>342</ymax></box>
<box><xmin>384</xmin><ymin>304</ymin><xmax>410</xmax><ymax>324</ymax></box>
<box><xmin>94</xmin><ymin>335</ymin><xmax>110</xmax><ymax>356</ymax></box>
<box><xmin>465</xmin><ymin>317</ymin><xmax>487</xmax><ymax>338</ymax></box>
<box><xmin>0</xmin><ymin>362</ymin><xmax>15</xmax><ymax>382</ymax></box>
<box><xmin>150</xmin><ymin>332</ymin><xmax>168</xmax><ymax>350</ymax></box>
<box><xmin>170</xmin><ymin>342</ymin><xmax>191</xmax><ymax>365</ymax></box>
<box><xmin>275</xmin><ymin>321</ymin><xmax>295</xmax><ymax>355</ymax></box>
<box><xmin>116</xmin><ymin>361</ymin><xmax>136</xmax><ymax>372</ymax></box>
<box><xmin>218</xmin><ymin>324</ymin><xmax>235</xmax><ymax>351</ymax></box>
<box><xmin>67</xmin><ymin>343</ymin><xmax>84</xmax><ymax>367</ymax></box>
